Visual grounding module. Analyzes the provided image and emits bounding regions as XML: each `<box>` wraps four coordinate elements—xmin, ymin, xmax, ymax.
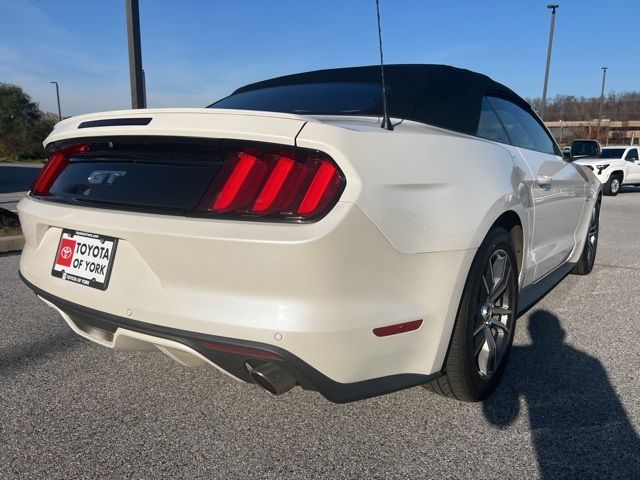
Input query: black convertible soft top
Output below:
<box><xmin>215</xmin><ymin>64</ymin><xmax>529</xmax><ymax>136</ymax></box>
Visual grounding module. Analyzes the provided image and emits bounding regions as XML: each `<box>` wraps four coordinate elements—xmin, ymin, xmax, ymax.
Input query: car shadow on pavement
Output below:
<box><xmin>483</xmin><ymin>309</ymin><xmax>640</xmax><ymax>479</ymax></box>
<box><xmin>0</xmin><ymin>331</ymin><xmax>82</xmax><ymax>376</ymax></box>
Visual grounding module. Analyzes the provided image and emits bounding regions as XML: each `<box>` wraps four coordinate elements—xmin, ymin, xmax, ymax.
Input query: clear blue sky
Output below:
<box><xmin>1</xmin><ymin>0</ymin><xmax>638</xmax><ymax>116</ymax></box>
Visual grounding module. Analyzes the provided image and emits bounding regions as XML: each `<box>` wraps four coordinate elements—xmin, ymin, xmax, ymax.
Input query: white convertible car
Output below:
<box><xmin>18</xmin><ymin>65</ymin><xmax>601</xmax><ymax>403</ymax></box>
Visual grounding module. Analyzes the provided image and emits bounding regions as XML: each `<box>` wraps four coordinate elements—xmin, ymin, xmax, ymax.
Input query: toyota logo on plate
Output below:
<box><xmin>61</xmin><ymin>245</ymin><xmax>73</xmax><ymax>259</ymax></box>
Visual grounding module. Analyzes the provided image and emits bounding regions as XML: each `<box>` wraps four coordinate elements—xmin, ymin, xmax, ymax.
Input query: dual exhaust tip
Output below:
<box><xmin>248</xmin><ymin>362</ymin><xmax>297</xmax><ymax>396</ymax></box>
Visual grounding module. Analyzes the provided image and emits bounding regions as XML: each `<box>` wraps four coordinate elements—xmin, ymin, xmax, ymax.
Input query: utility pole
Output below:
<box><xmin>596</xmin><ymin>67</ymin><xmax>608</xmax><ymax>142</ymax></box>
<box><xmin>50</xmin><ymin>81</ymin><xmax>62</xmax><ymax>121</ymax></box>
<box><xmin>125</xmin><ymin>0</ymin><xmax>146</xmax><ymax>108</ymax></box>
<box><xmin>540</xmin><ymin>4</ymin><xmax>559</xmax><ymax>120</ymax></box>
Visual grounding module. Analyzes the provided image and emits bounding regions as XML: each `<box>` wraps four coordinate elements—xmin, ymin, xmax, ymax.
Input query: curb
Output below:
<box><xmin>0</xmin><ymin>235</ymin><xmax>25</xmax><ymax>253</ymax></box>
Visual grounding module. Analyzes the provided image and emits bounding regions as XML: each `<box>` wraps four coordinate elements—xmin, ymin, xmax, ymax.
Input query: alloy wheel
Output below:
<box><xmin>472</xmin><ymin>249</ymin><xmax>515</xmax><ymax>378</ymax></box>
<box><xmin>611</xmin><ymin>178</ymin><xmax>620</xmax><ymax>194</ymax></box>
<box><xmin>586</xmin><ymin>203</ymin><xmax>599</xmax><ymax>265</ymax></box>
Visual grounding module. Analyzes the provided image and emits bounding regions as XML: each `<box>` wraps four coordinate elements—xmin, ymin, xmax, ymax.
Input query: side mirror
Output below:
<box><xmin>570</xmin><ymin>140</ymin><xmax>601</xmax><ymax>161</ymax></box>
<box><xmin>562</xmin><ymin>150</ymin><xmax>571</xmax><ymax>159</ymax></box>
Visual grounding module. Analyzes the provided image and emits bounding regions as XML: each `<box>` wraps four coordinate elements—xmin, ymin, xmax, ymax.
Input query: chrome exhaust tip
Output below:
<box><xmin>248</xmin><ymin>363</ymin><xmax>297</xmax><ymax>395</ymax></box>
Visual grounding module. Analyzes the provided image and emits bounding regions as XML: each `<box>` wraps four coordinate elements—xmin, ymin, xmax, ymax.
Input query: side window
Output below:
<box><xmin>625</xmin><ymin>148</ymin><xmax>639</xmax><ymax>160</ymax></box>
<box><xmin>487</xmin><ymin>96</ymin><xmax>558</xmax><ymax>155</ymax></box>
<box><xmin>476</xmin><ymin>97</ymin><xmax>510</xmax><ymax>145</ymax></box>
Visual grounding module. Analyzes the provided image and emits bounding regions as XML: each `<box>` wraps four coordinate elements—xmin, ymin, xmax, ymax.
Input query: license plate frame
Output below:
<box><xmin>51</xmin><ymin>229</ymin><xmax>118</xmax><ymax>290</ymax></box>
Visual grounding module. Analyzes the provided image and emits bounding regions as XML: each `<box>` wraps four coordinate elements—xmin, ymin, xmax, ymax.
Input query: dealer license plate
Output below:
<box><xmin>51</xmin><ymin>229</ymin><xmax>118</xmax><ymax>290</ymax></box>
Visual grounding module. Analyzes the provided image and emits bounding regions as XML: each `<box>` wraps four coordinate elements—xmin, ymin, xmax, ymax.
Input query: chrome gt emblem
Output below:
<box><xmin>88</xmin><ymin>170</ymin><xmax>127</xmax><ymax>185</ymax></box>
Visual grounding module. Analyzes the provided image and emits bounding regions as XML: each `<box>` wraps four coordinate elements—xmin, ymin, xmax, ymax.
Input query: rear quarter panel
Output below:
<box><xmin>296</xmin><ymin>120</ymin><xmax>532</xmax><ymax>256</ymax></box>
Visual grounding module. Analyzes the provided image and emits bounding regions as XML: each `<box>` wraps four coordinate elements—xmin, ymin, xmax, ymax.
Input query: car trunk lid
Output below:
<box><xmin>35</xmin><ymin>109</ymin><xmax>346</xmax><ymax>221</ymax></box>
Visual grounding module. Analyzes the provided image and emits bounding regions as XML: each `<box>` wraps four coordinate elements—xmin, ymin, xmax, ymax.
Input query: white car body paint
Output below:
<box><xmin>18</xmin><ymin>106</ymin><xmax>599</xmax><ymax>396</ymax></box>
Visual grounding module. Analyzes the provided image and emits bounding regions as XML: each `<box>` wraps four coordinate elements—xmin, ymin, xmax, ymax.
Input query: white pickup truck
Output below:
<box><xmin>573</xmin><ymin>145</ymin><xmax>640</xmax><ymax>195</ymax></box>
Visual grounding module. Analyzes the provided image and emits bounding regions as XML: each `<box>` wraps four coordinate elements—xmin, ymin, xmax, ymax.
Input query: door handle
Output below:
<box><xmin>537</xmin><ymin>174</ymin><xmax>552</xmax><ymax>190</ymax></box>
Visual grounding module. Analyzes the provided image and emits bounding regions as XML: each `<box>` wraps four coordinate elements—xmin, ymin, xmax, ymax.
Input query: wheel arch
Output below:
<box><xmin>610</xmin><ymin>170</ymin><xmax>624</xmax><ymax>182</ymax></box>
<box><xmin>490</xmin><ymin>211</ymin><xmax>524</xmax><ymax>276</ymax></box>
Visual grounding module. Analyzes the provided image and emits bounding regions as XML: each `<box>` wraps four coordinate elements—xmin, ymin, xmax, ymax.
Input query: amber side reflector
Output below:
<box><xmin>373</xmin><ymin>320</ymin><xmax>423</xmax><ymax>337</ymax></box>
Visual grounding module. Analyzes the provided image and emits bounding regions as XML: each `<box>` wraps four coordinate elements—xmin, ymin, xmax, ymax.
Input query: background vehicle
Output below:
<box><xmin>18</xmin><ymin>65</ymin><xmax>601</xmax><ymax>403</ymax></box>
<box><xmin>573</xmin><ymin>144</ymin><xmax>640</xmax><ymax>196</ymax></box>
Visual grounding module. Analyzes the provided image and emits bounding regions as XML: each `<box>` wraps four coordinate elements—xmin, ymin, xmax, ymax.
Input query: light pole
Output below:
<box><xmin>125</xmin><ymin>0</ymin><xmax>146</xmax><ymax>108</ymax></box>
<box><xmin>540</xmin><ymin>4</ymin><xmax>559</xmax><ymax>120</ymax></box>
<box><xmin>596</xmin><ymin>67</ymin><xmax>608</xmax><ymax>142</ymax></box>
<box><xmin>50</xmin><ymin>81</ymin><xmax>62</xmax><ymax>121</ymax></box>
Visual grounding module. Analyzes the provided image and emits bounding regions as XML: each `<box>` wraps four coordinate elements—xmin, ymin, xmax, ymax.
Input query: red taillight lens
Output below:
<box><xmin>199</xmin><ymin>147</ymin><xmax>345</xmax><ymax>220</ymax></box>
<box><xmin>297</xmin><ymin>160</ymin><xmax>340</xmax><ymax>216</ymax></box>
<box><xmin>252</xmin><ymin>155</ymin><xmax>295</xmax><ymax>214</ymax></box>
<box><xmin>373</xmin><ymin>320</ymin><xmax>423</xmax><ymax>337</ymax></box>
<box><xmin>211</xmin><ymin>152</ymin><xmax>267</xmax><ymax>213</ymax></box>
<box><xmin>31</xmin><ymin>143</ymin><xmax>90</xmax><ymax>196</ymax></box>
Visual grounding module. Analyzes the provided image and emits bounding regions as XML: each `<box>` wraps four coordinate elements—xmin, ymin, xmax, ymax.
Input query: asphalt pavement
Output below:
<box><xmin>1</xmin><ymin>188</ymin><xmax>639</xmax><ymax>479</ymax></box>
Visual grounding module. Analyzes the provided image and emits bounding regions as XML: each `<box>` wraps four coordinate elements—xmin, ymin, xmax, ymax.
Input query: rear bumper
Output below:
<box><xmin>18</xmin><ymin>195</ymin><xmax>475</xmax><ymax>395</ymax></box>
<box><xmin>21</xmin><ymin>273</ymin><xmax>439</xmax><ymax>403</ymax></box>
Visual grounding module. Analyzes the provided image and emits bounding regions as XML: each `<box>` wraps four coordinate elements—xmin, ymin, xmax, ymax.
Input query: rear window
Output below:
<box><xmin>599</xmin><ymin>148</ymin><xmax>626</xmax><ymax>159</ymax></box>
<box><xmin>486</xmin><ymin>96</ymin><xmax>557</xmax><ymax>155</ymax></box>
<box><xmin>209</xmin><ymin>83</ymin><xmax>384</xmax><ymax>116</ymax></box>
<box><xmin>476</xmin><ymin>97</ymin><xmax>510</xmax><ymax>144</ymax></box>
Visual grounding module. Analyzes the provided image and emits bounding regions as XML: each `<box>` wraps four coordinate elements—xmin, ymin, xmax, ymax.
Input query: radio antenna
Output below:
<box><xmin>375</xmin><ymin>0</ymin><xmax>393</xmax><ymax>131</ymax></box>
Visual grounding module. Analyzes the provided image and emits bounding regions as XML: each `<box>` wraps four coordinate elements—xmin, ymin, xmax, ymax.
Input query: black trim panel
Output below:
<box><xmin>517</xmin><ymin>262</ymin><xmax>575</xmax><ymax>316</ymax></box>
<box><xmin>19</xmin><ymin>273</ymin><xmax>439</xmax><ymax>403</ymax></box>
<box><xmin>38</xmin><ymin>136</ymin><xmax>345</xmax><ymax>224</ymax></box>
<box><xmin>78</xmin><ymin>118</ymin><xmax>152</xmax><ymax>129</ymax></box>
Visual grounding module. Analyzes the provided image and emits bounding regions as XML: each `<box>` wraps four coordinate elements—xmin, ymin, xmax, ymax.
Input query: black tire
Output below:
<box><xmin>426</xmin><ymin>228</ymin><xmax>518</xmax><ymax>402</ymax></box>
<box><xmin>572</xmin><ymin>199</ymin><xmax>600</xmax><ymax>275</ymax></box>
<box><xmin>603</xmin><ymin>174</ymin><xmax>621</xmax><ymax>196</ymax></box>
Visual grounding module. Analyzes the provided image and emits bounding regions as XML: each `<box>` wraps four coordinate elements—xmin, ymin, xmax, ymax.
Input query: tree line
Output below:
<box><xmin>0</xmin><ymin>83</ymin><xmax>57</xmax><ymax>161</ymax></box>
<box><xmin>2</xmin><ymin>83</ymin><xmax>640</xmax><ymax>161</ymax></box>
<box><xmin>527</xmin><ymin>92</ymin><xmax>640</xmax><ymax>121</ymax></box>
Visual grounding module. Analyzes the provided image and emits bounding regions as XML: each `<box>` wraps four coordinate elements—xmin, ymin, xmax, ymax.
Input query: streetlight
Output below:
<box><xmin>125</xmin><ymin>0</ymin><xmax>146</xmax><ymax>108</ymax></box>
<box><xmin>540</xmin><ymin>4</ymin><xmax>559</xmax><ymax>120</ymax></box>
<box><xmin>50</xmin><ymin>81</ymin><xmax>62</xmax><ymax>121</ymax></box>
<box><xmin>596</xmin><ymin>67</ymin><xmax>608</xmax><ymax>141</ymax></box>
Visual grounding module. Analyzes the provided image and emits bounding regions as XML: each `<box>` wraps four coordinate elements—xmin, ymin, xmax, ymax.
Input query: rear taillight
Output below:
<box><xmin>198</xmin><ymin>147</ymin><xmax>345</xmax><ymax>221</ymax></box>
<box><xmin>31</xmin><ymin>144</ymin><xmax>91</xmax><ymax>196</ymax></box>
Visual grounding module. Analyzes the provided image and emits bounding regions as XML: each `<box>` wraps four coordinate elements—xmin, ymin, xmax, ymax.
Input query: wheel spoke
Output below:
<box><xmin>490</xmin><ymin>305</ymin><xmax>512</xmax><ymax>316</ymax></box>
<box><xmin>474</xmin><ymin>337</ymin><xmax>485</xmax><ymax>358</ymax></box>
<box><xmin>488</xmin><ymin>263</ymin><xmax>510</xmax><ymax>303</ymax></box>
<box><xmin>492</xmin><ymin>254</ymin><xmax>507</xmax><ymax>287</ymax></box>
<box><xmin>482</xmin><ymin>274</ymin><xmax>491</xmax><ymax>296</ymax></box>
<box><xmin>475</xmin><ymin>248</ymin><xmax>515</xmax><ymax>378</ymax></box>
<box><xmin>489</xmin><ymin>318</ymin><xmax>509</xmax><ymax>334</ymax></box>
<box><xmin>477</xmin><ymin>326</ymin><xmax>497</xmax><ymax>376</ymax></box>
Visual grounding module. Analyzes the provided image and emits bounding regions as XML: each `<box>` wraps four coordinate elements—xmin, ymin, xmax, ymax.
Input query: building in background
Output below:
<box><xmin>545</xmin><ymin>120</ymin><xmax>640</xmax><ymax>146</ymax></box>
